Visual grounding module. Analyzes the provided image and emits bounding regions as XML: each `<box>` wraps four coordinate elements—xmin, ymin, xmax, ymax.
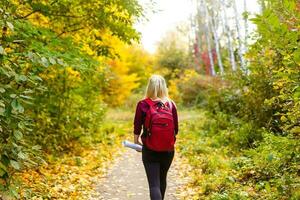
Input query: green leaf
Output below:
<box><xmin>20</xmin><ymin>95</ymin><xmax>33</xmax><ymax>100</ymax></box>
<box><xmin>227</xmin><ymin>176</ymin><xmax>235</xmax><ymax>183</ymax></box>
<box><xmin>10</xmin><ymin>160</ymin><xmax>20</xmax><ymax>170</ymax></box>
<box><xmin>0</xmin><ymin>162</ymin><xmax>7</xmax><ymax>172</ymax></box>
<box><xmin>27</xmin><ymin>52</ymin><xmax>34</xmax><ymax>60</ymax></box>
<box><xmin>24</xmin><ymin>89</ymin><xmax>34</xmax><ymax>94</ymax></box>
<box><xmin>32</xmin><ymin>145</ymin><xmax>42</xmax><ymax>151</ymax></box>
<box><xmin>14</xmin><ymin>130</ymin><xmax>23</xmax><ymax>140</ymax></box>
<box><xmin>16</xmin><ymin>75</ymin><xmax>28</xmax><ymax>82</ymax></box>
<box><xmin>0</xmin><ymin>100</ymin><xmax>5</xmax><ymax>107</ymax></box>
<box><xmin>0</xmin><ymin>168</ymin><xmax>6</xmax><ymax>177</ymax></box>
<box><xmin>17</xmin><ymin>152</ymin><xmax>27</xmax><ymax>160</ymax></box>
<box><xmin>57</xmin><ymin>59</ymin><xmax>65</xmax><ymax>65</ymax></box>
<box><xmin>41</xmin><ymin>57</ymin><xmax>49</xmax><ymax>67</ymax></box>
<box><xmin>31</xmin><ymin>75</ymin><xmax>43</xmax><ymax>82</ymax></box>
<box><xmin>10</xmin><ymin>187</ymin><xmax>19</xmax><ymax>198</ymax></box>
<box><xmin>294</xmin><ymin>86</ymin><xmax>300</xmax><ymax>99</ymax></box>
<box><xmin>0</xmin><ymin>88</ymin><xmax>5</xmax><ymax>93</ymax></box>
<box><xmin>49</xmin><ymin>57</ymin><xmax>56</xmax><ymax>65</ymax></box>
<box><xmin>0</xmin><ymin>107</ymin><xmax>5</xmax><ymax>116</ymax></box>
<box><xmin>10</xmin><ymin>94</ymin><xmax>17</xmax><ymax>98</ymax></box>
<box><xmin>267</xmin><ymin>153</ymin><xmax>274</xmax><ymax>161</ymax></box>
<box><xmin>6</xmin><ymin>22</ymin><xmax>14</xmax><ymax>31</ymax></box>
<box><xmin>293</xmin><ymin>49</ymin><xmax>300</xmax><ymax>63</ymax></box>
<box><xmin>265</xmin><ymin>182</ymin><xmax>271</xmax><ymax>192</ymax></box>
<box><xmin>11</xmin><ymin>99</ymin><xmax>24</xmax><ymax>113</ymax></box>
<box><xmin>1</xmin><ymin>155</ymin><xmax>9</xmax><ymax>166</ymax></box>
<box><xmin>18</xmin><ymin>122</ymin><xmax>25</xmax><ymax>129</ymax></box>
<box><xmin>0</xmin><ymin>46</ymin><xmax>5</xmax><ymax>55</ymax></box>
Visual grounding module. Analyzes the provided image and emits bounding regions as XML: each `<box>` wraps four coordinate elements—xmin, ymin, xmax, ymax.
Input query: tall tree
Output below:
<box><xmin>208</xmin><ymin>6</ymin><xmax>224</xmax><ymax>75</ymax></box>
<box><xmin>233</xmin><ymin>0</ymin><xmax>246</xmax><ymax>71</ymax></box>
<box><xmin>155</xmin><ymin>30</ymin><xmax>191</xmax><ymax>76</ymax></box>
<box><xmin>259</xmin><ymin>0</ymin><xmax>267</xmax><ymax>12</ymax></box>
<box><xmin>243</xmin><ymin>0</ymin><xmax>249</xmax><ymax>49</ymax></box>
<box><xmin>201</xmin><ymin>0</ymin><xmax>216</xmax><ymax>76</ymax></box>
<box><xmin>8</xmin><ymin>0</ymin><xmax>144</xmax><ymax>56</ymax></box>
<box><xmin>221</xmin><ymin>0</ymin><xmax>237</xmax><ymax>71</ymax></box>
<box><xmin>194</xmin><ymin>0</ymin><xmax>205</xmax><ymax>73</ymax></box>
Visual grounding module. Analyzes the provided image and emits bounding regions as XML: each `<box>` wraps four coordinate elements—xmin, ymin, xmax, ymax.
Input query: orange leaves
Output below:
<box><xmin>16</xmin><ymin>143</ymin><xmax>115</xmax><ymax>199</ymax></box>
<box><xmin>13</xmin><ymin>118</ymin><xmax>128</xmax><ymax>199</ymax></box>
<box><xmin>101</xmin><ymin>39</ymin><xmax>146</xmax><ymax>107</ymax></box>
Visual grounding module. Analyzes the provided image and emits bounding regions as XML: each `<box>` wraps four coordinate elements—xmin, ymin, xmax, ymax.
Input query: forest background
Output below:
<box><xmin>0</xmin><ymin>0</ymin><xmax>299</xmax><ymax>199</ymax></box>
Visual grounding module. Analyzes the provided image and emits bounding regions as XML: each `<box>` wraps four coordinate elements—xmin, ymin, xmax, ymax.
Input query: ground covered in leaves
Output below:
<box><xmin>90</xmin><ymin>108</ymin><xmax>198</xmax><ymax>200</ymax></box>
<box><xmin>12</xmin><ymin>110</ymin><xmax>131</xmax><ymax>199</ymax></box>
<box><xmin>11</xmin><ymin>108</ymin><xmax>197</xmax><ymax>199</ymax></box>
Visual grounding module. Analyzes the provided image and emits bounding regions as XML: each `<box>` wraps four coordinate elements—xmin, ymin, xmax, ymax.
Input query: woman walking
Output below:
<box><xmin>133</xmin><ymin>74</ymin><xmax>178</xmax><ymax>200</ymax></box>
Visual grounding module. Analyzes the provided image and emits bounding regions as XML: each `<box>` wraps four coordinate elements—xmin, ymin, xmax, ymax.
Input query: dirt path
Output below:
<box><xmin>91</xmin><ymin>146</ymin><xmax>188</xmax><ymax>200</ymax></box>
<box><xmin>89</xmin><ymin>109</ymin><xmax>197</xmax><ymax>200</ymax></box>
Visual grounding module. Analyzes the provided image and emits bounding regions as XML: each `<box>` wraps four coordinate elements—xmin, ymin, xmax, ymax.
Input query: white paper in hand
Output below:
<box><xmin>122</xmin><ymin>140</ymin><xmax>143</xmax><ymax>152</ymax></box>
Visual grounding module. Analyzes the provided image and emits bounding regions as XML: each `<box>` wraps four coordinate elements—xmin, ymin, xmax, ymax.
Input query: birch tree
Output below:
<box><xmin>208</xmin><ymin>6</ymin><xmax>224</xmax><ymax>75</ymax></box>
<box><xmin>200</xmin><ymin>0</ymin><xmax>216</xmax><ymax>76</ymax></box>
<box><xmin>190</xmin><ymin>0</ymin><xmax>199</xmax><ymax>71</ymax></box>
<box><xmin>243</xmin><ymin>0</ymin><xmax>249</xmax><ymax>49</ymax></box>
<box><xmin>233</xmin><ymin>0</ymin><xmax>246</xmax><ymax>71</ymax></box>
<box><xmin>221</xmin><ymin>0</ymin><xmax>237</xmax><ymax>71</ymax></box>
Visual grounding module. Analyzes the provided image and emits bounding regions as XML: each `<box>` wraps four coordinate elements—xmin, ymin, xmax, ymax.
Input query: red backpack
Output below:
<box><xmin>143</xmin><ymin>97</ymin><xmax>176</xmax><ymax>151</ymax></box>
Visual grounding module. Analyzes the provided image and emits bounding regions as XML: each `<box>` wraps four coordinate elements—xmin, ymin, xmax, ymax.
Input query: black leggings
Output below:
<box><xmin>142</xmin><ymin>145</ymin><xmax>175</xmax><ymax>200</ymax></box>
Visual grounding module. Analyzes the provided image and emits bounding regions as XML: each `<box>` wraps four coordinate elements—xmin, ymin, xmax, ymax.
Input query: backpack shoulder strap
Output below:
<box><xmin>166</xmin><ymin>100</ymin><xmax>172</xmax><ymax>111</ymax></box>
<box><xmin>144</xmin><ymin>97</ymin><xmax>155</xmax><ymax>107</ymax></box>
<box><xmin>143</xmin><ymin>98</ymin><xmax>154</xmax><ymax>131</ymax></box>
<box><xmin>145</xmin><ymin>97</ymin><xmax>174</xmax><ymax>110</ymax></box>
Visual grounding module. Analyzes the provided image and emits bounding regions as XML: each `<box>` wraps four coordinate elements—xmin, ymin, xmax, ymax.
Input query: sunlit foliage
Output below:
<box><xmin>0</xmin><ymin>0</ymin><xmax>145</xmax><ymax>197</ymax></box>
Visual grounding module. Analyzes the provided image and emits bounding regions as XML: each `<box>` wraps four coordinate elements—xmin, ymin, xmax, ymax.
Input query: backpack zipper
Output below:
<box><xmin>152</xmin><ymin>122</ymin><xmax>168</xmax><ymax>127</ymax></box>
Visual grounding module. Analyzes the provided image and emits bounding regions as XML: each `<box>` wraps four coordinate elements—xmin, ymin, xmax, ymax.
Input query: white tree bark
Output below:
<box><xmin>221</xmin><ymin>0</ymin><xmax>236</xmax><ymax>71</ymax></box>
<box><xmin>201</xmin><ymin>0</ymin><xmax>216</xmax><ymax>76</ymax></box>
<box><xmin>208</xmin><ymin>8</ymin><xmax>224</xmax><ymax>75</ymax></box>
<box><xmin>189</xmin><ymin>0</ymin><xmax>197</xmax><ymax>70</ymax></box>
<box><xmin>233</xmin><ymin>0</ymin><xmax>246</xmax><ymax>71</ymax></box>
<box><xmin>243</xmin><ymin>0</ymin><xmax>248</xmax><ymax>49</ymax></box>
<box><xmin>194</xmin><ymin>0</ymin><xmax>204</xmax><ymax>72</ymax></box>
<box><xmin>260</xmin><ymin>0</ymin><xmax>266</xmax><ymax>13</ymax></box>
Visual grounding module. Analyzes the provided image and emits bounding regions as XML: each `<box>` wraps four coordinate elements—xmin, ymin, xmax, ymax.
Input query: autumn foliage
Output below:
<box><xmin>0</xmin><ymin>0</ymin><xmax>150</xmax><ymax>198</ymax></box>
<box><xmin>0</xmin><ymin>0</ymin><xmax>299</xmax><ymax>199</ymax></box>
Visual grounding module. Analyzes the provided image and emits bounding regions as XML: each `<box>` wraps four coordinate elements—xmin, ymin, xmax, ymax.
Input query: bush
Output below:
<box><xmin>0</xmin><ymin>17</ymin><xmax>107</xmax><ymax>195</ymax></box>
<box><xmin>168</xmin><ymin>69</ymin><xmax>223</xmax><ymax>106</ymax></box>
<box><xmin>178</xmin><ymin>113</ymin><xmax>299</xmax><ymax>200</ymax></box>
<box><xmin>235</xmin><ymin>133</ymin><xmax>300</xmax><ymax>199</ymax></box>
<box><xmin>173</xmin><ymin>1</ymin><xmax>300</xmax><ymax>200</ymax></box>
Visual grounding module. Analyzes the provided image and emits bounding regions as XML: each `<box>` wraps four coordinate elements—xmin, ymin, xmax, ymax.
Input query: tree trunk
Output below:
<box><xmin>189</xmin><ymin>1</ymin><xmax>197</xmax><ymax>71</ymax></box>
<box><xmin>260</xmin><ymin>0</ymin><xmax>266</xmax><ymax>12</ymax></box>
<box><xmin>208</xmin><ymin>8</ymin><xmax>224</xmax><ymax>75</ymax></box>
<box><xmin>195</xmin><ymin>0</ymin><xmax>206</xmax><ymax>74</ymax></box>
<box><xmin>221</xmin><ymin>0</ymin><xmax>236</xmax><ymax>71</ymax></box>
<box><xmin>243</xmin><ymin>0</ymin><xmax>248</xmax><ymax>49</ymax></box>
<box><xmin>233</xmin><ymin>0</ymin><xmax>246</xmax><ymax>71</ymax></box>
<box><xmin>201</xmin><ymin>0</ymin><xmax>216</xmax><ymax>76</ymax></box>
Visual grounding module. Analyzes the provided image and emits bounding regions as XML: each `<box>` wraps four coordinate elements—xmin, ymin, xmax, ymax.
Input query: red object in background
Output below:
<box><xmin>193</xmin><ymin>35</ymin><xmax>202</xmax><ymax>73</ymax></box>
<box><xmin>193</xmin><ymin>42</ymin><xmax>201</xmax><ymax>72</ymax></box>
<box><xmin>200</xmin><ymin>49</ymin><xmax>217</xmax><ymax>76</ymax></box>
<box><xmin>193</xmin><ymin>34</ymin><xmax>217</xmax><ymax>76</ymax></box>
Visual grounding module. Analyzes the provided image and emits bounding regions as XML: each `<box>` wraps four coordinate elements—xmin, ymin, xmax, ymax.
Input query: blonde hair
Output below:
<box><xmin>145</xmin><ymin>74</ymin><xmax>170</xmax><ymax>103</ymax></box>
